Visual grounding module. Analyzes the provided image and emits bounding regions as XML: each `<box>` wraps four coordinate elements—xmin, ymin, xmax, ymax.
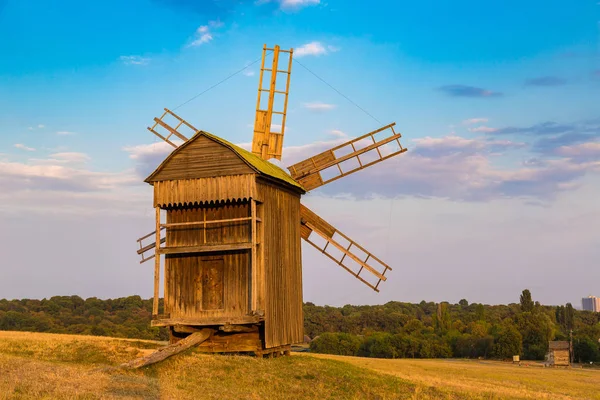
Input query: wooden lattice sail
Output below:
<box><xmin>287</xmin><ymin>123</ymin><xmax>407</xmax><ymax>191</ymax></box>
<box><xmin>251</xmin><ymin>45</ymin><xmax>293</xmax><ymax>161</ymax></box>
<box><xmin>300</xmin><ymin>205</ymin><xmax>391</xmax><ymax>292</ymax></box>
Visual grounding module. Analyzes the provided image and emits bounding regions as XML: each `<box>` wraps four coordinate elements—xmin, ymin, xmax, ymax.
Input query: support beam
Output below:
<box><xmin>153</xmin><ymin>207</ymin><xmax>160</xmax><ymax>316</ymax></box>
<box><xmin>120</xmin><ymin>329</ymin><xmax>214</xmax><ymax>369</ymax></box>
<box><xmin>250</xmin><ymin>199</ymin><xmax>258</xmax><ymax>311</ymax></box>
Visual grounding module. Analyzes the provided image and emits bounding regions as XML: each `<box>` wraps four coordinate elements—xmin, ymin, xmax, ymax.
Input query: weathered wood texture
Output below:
<box><xmin>164</xmin><ymin>202</ymin><xmax>251</xmax><ymax>321</ymax></box>
<box><xmin>257</xmin><ymin>179</ymin><xmax>303</xmax><ymax>349</ymax></box>
<box><xmin>550</xmin><ymin>349</ymin><xmax>570</xmax><ymax>366</ymax></box>
<box><xmin>153</xmin><ymin>175</ymin><xmax>257</xmax><ymax>207</ymax></box>
<box><xmin>147</xmin><ymin>135</ymin><xmax>255</xmax><ymax>182</ymax></box>
<box><xmin>121</xmin><ymin>329</ymin><xmax>214</xmax><ymax>369</ymax></box>
<box><xmin>151</xmin><ymin>315</ymin><xmax>261</xmax><ymax>327</ymax></box>
<box><xmin>195</xmin><ymin>331</ymin><xmax>262</xmax><ymax>353</ymax></box>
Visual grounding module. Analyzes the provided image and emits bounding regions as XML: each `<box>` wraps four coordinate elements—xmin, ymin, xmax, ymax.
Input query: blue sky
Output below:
<box><xmin>0</xmin><ymin>0</ymin><xmax>599</xmax><ymax>306</ymax></box>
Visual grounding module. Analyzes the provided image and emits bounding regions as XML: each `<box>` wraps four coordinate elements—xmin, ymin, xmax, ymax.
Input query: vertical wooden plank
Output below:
<box><xmin>153</xmin><ymin>206</ymin><xmax>160</xmax><ymax>316</ymax></box>
<box><xmin>251</xmin><ymin>199</ymin><xmax>257</xmax><ymax>311</ymax></box>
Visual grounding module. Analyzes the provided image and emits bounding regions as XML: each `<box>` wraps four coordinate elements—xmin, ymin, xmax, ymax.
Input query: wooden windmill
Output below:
<box><xmin>136</xmin><ymin>44</ymin><xmax>408</xmax><ymax>357</ymax></box>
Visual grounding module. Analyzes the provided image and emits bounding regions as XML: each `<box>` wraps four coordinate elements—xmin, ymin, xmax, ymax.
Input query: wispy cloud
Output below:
<box><xmin>328</xmin><ymin>129</ymin><xmax>347</xmax><ymax>139</ymax></box>
<box><xmin>554</xmin><ymin>142</ymin><xmax>600</xmax><ymax>163</ymax></box>
<box><xmin>462</xmin><ymin>118</ymin><xmax>488</xmax><ymax>125</ymax></box>
<box><xmin>469</xmin><ymin>126</ymin><xmax>498</xmax><ymax>133</ymax></box>
<box><xmin>243</xmin><ymin>70</ymin><xmax>255</xmax><ymax>77</ymax></box>
<box><xmin>493</xmin><ymin>121</ymin><xmax>576</xmax><ymax>136</ymax></box>
<box><xmin>56</xmin><ymin>131</ymin><xmax>76</xmax><ymax>136</ymax></box>
<box><xmin>294</xmin><ymin>41</ymin><xmax>339</xmax><ymax>57</ymax></box>
<box><xmin>14</xmin><ymin>144</ymin><xmax>36</xmax><ymax>152</ymax></box>
<box><xmin>303</xmin><ymin>102</ymin><xmax>336</xmax><ymax>111</ymax></box>
<box><xmin>524</xmin><ymin>76</ymin><xmax>567</xmax><ymax>87</ymax></box>
<box><xmin>438</xmin><ymin>85</ymin><xmax>503</xmax><ymax>98</ymax></box>
<box><xmin>188</xmin><ymin>20</ymin><xmax>223</xmax><ymax>47</ymax></box>
<box><xmin>279</xmin><ymin>0</ymin><xmax>320</xmax><ymax>10</ymax></box>
<box><xmin>119</xmin><ymin>55</ymin><xmax>150</xmax><ymax>66</ymax></box>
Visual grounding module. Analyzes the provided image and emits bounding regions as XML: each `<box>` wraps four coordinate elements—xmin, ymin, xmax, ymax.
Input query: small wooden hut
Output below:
<box><xmin>144</xmin><ymin>131</ymin><xmax>305</xmax><ymax>355</ymax></box>
<box><xmin>547</xmin><ymin>341</ymin><xmax>571</xmax><ymax>367</ymax></box>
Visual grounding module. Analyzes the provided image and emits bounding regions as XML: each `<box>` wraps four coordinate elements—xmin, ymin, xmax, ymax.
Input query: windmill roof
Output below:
<box><xmin>549</xmin><ymin>341</ymin><xmax>570</xmax><ymax>350</ymax></box>
<box><xmin>144</xmin><ymin>130</ymin><xmax>305</xmax><ymax>192</ymax></box>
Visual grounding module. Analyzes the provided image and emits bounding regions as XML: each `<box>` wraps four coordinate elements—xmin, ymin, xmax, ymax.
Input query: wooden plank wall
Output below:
<box><xmin>257</xmin><ymin>179</ymin><xmax>304</xmax><ymax>348</ymax></box>
<box><xmin>154</xmin><ymin>175</ymin><xmax>257</xmax><ymax>207</ymax></box>
<box><xmin>165</xmin><ymin>201</ymin><xmax>250</xmax><ymax>321</ymax></box>
<box><xmin>148</xmin><ymin>135</ymin><xmax>255</xmax><ymax>181</ymax></box>
<box><xmin>552</xmin><ymin>349</ymin><xmax>570</xmax><ymax>366</ymax></box>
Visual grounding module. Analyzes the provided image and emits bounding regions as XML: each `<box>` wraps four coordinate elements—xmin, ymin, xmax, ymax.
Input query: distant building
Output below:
<box><xmin>546</xmin><ymin>341</ymin><xmax>571</xmax><ymax>367</ymax></box>
<box><xmin>582</xmin><ymin>296</ymin><xmax>600</xmax><ymax>312</ymax></box>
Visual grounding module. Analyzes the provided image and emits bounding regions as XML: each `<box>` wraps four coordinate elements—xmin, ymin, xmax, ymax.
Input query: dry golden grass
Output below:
<box><xmin>0</xmin><ymin>331</ymin><xmax>598</xmax><ymax>400</ymax></box>
<box><xmin>0</xmin><ymin>331</ymin><xmax>426</xmax><ymax>400</ymax></box>
<box><xmin>306</xmin><ymin>353</ymin><xmax>600</xmax><ymax>400</ymax></box>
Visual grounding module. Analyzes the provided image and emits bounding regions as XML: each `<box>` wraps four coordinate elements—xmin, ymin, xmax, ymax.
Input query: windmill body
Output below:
<box><xmin>136</xmin><ymin>45</ymin><xmax>408</xmax><ymax>356</ymax></box>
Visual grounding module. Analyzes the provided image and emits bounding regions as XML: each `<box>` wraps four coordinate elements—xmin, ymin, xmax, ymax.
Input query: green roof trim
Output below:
<box><xmin>145</xmin><ymin>130</ymin><xmax>305</xmax><ymax>192</ymax></box>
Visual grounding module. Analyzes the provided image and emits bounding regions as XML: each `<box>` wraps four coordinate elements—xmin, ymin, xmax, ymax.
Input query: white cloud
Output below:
<box><xmin>243</xmin><ymin>70</ymin><xmax>255</xmax><ymax>77</ymax></box>
<box><xmin>14</xmin><ymin>143</ymin><xmax>36</xmax><ymax>152</ymax></box>
<box><xmin>329</xmin><ymin>129</ymin><xmax>347</xmax><ymax>139</ymax></box>
<box><xmin>468</xmin><ymin>126</ymin><xmax>498</xmax><ymax>133</ymax></box>
<box><xmin>295</xmin><ymin>41</ymin><xmax>330</xmax><ymax>57</ymax></box>
<box><xmin>37</xmin><ymin>124</ymin><xmax>45</xmax><ymax>129</ymax></box>
<box><xmin>303</xmin><ymin>102</ymin><xmax>336</xmax><ymax>111</ymax></box>
<box><xmin>555</xmin><ymin>141</ymin><xmax>600</xmax><ymax>162</ymax></box>
<box><xmin>56</xmin><ymin>131</ymin><xmax>76</xmax><ymax>136</ymax></box>
<box><xmin>463</xmin><ymin>118</ymin><xmax>488</xmax><ymax>125</ymax></box>
<box><xmin>50</xmin><ymin>152</ymin><xmax>91</xmax><ymax>164</ymax></box>
<box><xmin>279</xmin><ymin>0</ymin><xmax>320</xmax><ymax>10</ymax></box>
<box><xmin>119</xmin><ymin>55</ymin><xmax>150</xmax><ymax>66</ymax></box>
<box><xmin>188</xmin><ymin>20</ymin><xmax>223</xmax><ymax>47</ymax></box>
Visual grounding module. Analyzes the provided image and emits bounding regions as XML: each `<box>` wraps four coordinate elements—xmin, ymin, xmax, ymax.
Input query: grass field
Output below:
<box><xmin>0</xmin><ymin>331</ymin><xmax>598</xmax><ymax>399</ymax></box>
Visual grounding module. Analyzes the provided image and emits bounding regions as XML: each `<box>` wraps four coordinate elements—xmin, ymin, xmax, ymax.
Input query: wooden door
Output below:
<box><xmin>201</xmin><ymin>258</ymin><xmax>224</xmax><ymax>310</ymax></box>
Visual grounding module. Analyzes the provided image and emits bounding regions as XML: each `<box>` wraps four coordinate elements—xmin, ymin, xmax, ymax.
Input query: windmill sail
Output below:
<box><xmin>147</xmin><ymin>108</ymin><xmax>199</xmax><ymax>148</ymax></box>
<box><xmin>251</xmin><ymin>45</ymin><xmax>293</xmax><ymax>161</ymax></box>
<box><xmin>287</xmin><ymin>123</ymin><xmax>407</xmax><ymax>191</ymax></box>
<box><xmin>300</xmin><ymin>204</ymin><xmax>391</xmax><ymax>292</ymax></box>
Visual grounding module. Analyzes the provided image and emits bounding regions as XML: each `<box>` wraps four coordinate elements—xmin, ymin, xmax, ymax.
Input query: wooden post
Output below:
<box><xmin>153</xmin><ymin>207</ymin><xmax>160</xmax><ymax>317</ymax></box>
<box><xmin>250</xmin><ymin>199</ymin><xmax>258</xmax><ymax>311</ymax></box>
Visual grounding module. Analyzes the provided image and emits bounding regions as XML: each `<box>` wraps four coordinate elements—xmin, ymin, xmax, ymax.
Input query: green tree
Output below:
<box><xmin>493</xmin><ymin>324</ymin><xmax>522</xmax><ymax>359</ymax></box>
<box><xmin>574</xmin><ymin>336</ymin><xmax>600</xmax><ymax>363</ymax></box>
<box><xmin>520</xmin><ymin>289</ymin><xmax>534</xmax><ymax>313</ymax></box>
<box><xmin>475</xmin><ymin>304</ymin><xmax>485</xmax><ymax>321</ymax></box>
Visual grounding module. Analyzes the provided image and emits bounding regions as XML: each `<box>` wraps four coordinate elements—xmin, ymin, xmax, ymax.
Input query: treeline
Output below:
<box><xmin>306</xmin><ymin>289</ymin><xmax>600</xmax><ymax>362</ymax></box>
<box><xmin>0</xmin><ymin>295</ymin><xmax>169</xmax><ymax>341</ymax></box>
<box><xmin>0</xmin><ymin>290</ymin><xmax>599</xmax><ymax>362</ymax></box>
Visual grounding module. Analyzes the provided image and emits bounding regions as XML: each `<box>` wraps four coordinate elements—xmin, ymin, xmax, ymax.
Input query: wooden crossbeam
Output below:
<box><xmin>299</xmin><ymin>204</ymin><xmax>391</xmax><ymax>292</ymax></box>
<box><xmin>159</xmin><ymin>243</ymin><xmax>252</xmax><ymax>255</ymax></box>
<box><xmin>137</xmin><ymin>227</ymin><xmax>166</xmax><ymax>264</ymax></box>
<box><xmin>147</xmin><ymin>108</ymin><xmax>198</xmax><ymax>149</ymax></box>
<box><xmin>251</xmin><ymin>44</ymin><xmax>293</xmax><ymax>161</ymax></box>
<box><xmin>287</xmin><ymin>123</ymin><xmax>408</xmax><ymax>191</ymax></box>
